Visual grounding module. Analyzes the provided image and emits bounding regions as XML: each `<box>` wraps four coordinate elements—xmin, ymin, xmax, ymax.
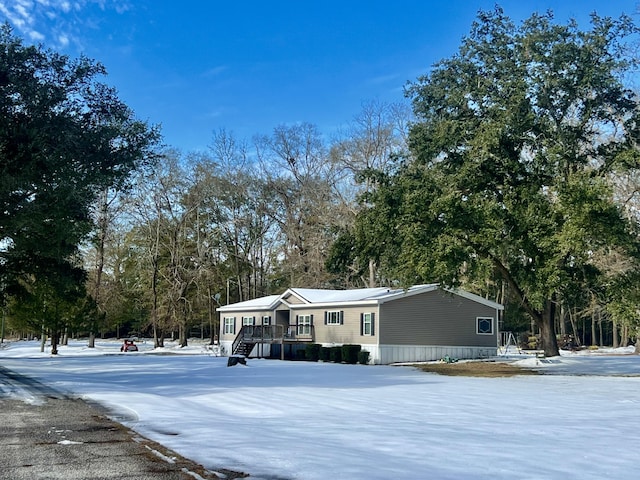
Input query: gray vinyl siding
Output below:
<box><xmin>379</xmin><ymin>290</ymin><xmax>497</xmax><ymax>347</ymax></box>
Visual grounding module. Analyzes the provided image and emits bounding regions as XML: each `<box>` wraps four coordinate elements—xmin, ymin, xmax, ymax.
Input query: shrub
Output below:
<box><xmin>358</xmin><ymin>350</ymin><xmax>370</xmax><ymax>365</ymax></box>
<box><xmin>342</xmin><ymin>344</ymin><xmax>361</xmax><ymax>364</ymax></box>
<box><xmin>319</xmin><ymin>346</ymin><xmax>331</xmax><ymax>362</ymax></box>
<box><xmin>329</xmin><ymin>346</ymin><xmax>342</xmax><ymax>363</ymax></box>
<box><xmin>305</xmin><ymin>343</ymin><xmax>321</xmax><ymax>362</ymax></box>
<box><xmin>295</xmin><ymin>348</ymin><xmax>306</xmax><ymax>360</ymax></box>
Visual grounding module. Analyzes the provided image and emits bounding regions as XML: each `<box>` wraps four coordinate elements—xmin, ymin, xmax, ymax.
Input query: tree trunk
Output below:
<box><xmin>40</xmin><ymin>323</ymin><xmax>46</xmax><ymax>353</ymax></box>
<box><xmin>612</xmin><ymin>318</ymin><xmax>619</xmax><ymax>348</ymax></box>
<box><xmin>89</xmin><ymin>190</ymin><xmax>109</xmax><ymax>348</ymax></box>
<box><xmin>51</xmin><ymin>331</ymin><xmax>59</xmax><ymax>355</ymax></box>
<box><xmin>621</xmin><ymin>324</ymin><xmax>629</xmax><ymax>347</ymax></box>
<box><xmin>154</xmin><ymin>324</ymin><xmax>165</xmax><ymax>348</ymax></box>
<box><xmin>151</xmin><ymin>216</ymin><xmax>162</xmax><ymax>349</ymax></box>
<box><xmin>568</xmin><ymin>308</ymin><xmax>581</xmax><ymax>346</ymax></box>
<box><xmin>368</xmin><ymin>259</ymin><xmax>376</xmax><ymax>288</ymax></box>
<box><xmin>179</xmin><ymin>323</ymin><xmax>187</xmax><ymax>348</ymax></box>
<box><xmin>598</xmin><ymin>313</ymin><xmax>603</xmax><ymax>347</ymax></box>
<box><xmin>559</xmin><ymin>305</ymin><xmax>566</xmax><ymax>336</ymax></box>
<box><xmin>539</xmin><ymin>299</ymin><xmax>560</xmax><ymax>357</ymax></box>
<box><xmin>591</xmin><ymin>316</ymin><xmax>597</xmax><ymax>347</ymax></box>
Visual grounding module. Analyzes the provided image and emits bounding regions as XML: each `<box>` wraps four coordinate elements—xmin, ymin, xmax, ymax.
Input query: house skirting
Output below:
<box><xmin>221</xmin><ymin>340</ymin><xmax>497</xmax><ymax>365</ymax></box>
<box><xmin>366</xmin><ymin>344</ymin><xmax>497</xmax><ymax>365</ymax></box>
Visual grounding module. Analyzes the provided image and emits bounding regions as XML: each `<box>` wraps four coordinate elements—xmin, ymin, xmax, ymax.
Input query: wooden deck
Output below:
<box><xmin>232</xmin><ymin>325</ymin><xmax>315</xmax><ymax>359</ymax></box>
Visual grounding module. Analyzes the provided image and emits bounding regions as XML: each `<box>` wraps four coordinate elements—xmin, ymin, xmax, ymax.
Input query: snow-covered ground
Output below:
<box><xmin>1</xmin><ymin>339</ymin><xmax>639</xmax><ymax>480</ymax></box>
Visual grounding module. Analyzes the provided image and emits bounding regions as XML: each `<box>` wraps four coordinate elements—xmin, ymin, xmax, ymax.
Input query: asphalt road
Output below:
<box><xmin>0</xmin><ymin>366</ymin><xmax>246</xmax><ymax>480</ymax></box>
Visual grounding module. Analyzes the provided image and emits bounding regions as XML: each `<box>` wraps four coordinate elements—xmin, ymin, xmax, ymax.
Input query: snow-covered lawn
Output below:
<box><xmin>1</xmin><ymin>339</ymin><xmax>639</xmax><ymax>480</ymax></box>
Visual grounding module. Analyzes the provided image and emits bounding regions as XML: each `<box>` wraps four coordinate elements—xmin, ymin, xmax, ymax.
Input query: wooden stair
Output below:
<box><xmin>231</xmin><ymin>324</ymin><xmax>314</xmax><ymax>360</ymax></box>
<box><xmin>232</xmin><ymin>339</ymin><xmax>256</xmax><ymax>356</ymax></box>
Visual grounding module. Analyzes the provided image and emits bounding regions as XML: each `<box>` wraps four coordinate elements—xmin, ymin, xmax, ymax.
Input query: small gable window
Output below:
<box><xmin>476</xmin><ymin>317</ymin><xmax>493</xmax><ymax>335</ymax></box>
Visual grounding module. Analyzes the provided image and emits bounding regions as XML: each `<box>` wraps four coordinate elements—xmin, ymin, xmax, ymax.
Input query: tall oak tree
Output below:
<box><xmin>356</xmin><ymin>9</ymin><xmax>640</xmax><ymax>356</ymax></box>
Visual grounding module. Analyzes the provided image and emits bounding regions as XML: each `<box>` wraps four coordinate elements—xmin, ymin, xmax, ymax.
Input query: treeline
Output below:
<box><xmin>87</xmin><ymin>110</ymin><xmax>410</xmax><ymax>346</ymax></box>
<box><xmin>5</xmin><ymin>92</ymin><xmax>412</xmax><ymax>347</ymax></box>
<box><xmin>4</xmin><ymin>9</ymin><xmax>640</xmax><ymax>355</ymax></box>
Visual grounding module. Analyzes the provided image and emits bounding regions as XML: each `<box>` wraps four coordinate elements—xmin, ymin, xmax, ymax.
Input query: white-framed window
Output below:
<box><xmin>262</xmin><ymin>315</ymin><xmax>271</xmax><ymax>325</ymax></box>
<box><xmin>242</xmin><ymin>316</ymin><xmax>255</xmax><ymax>326</ymax></box>
<box><xmin>476</xmin><ymin>317</ymin><xmax>493</xmax><ymax>335</ymax></box>
<box><xmin>297</xmin><ymin>314</ymin><xmax>312</xmax><ymax>335</ymax></box>
<box><xmin>223</xmin><ymin>317</ymin><xmax>235</xmax><ymax>335</ymax></box>
<box><xmin>325</xmin><ymin>310</ymin><xmax>343</xmax><ymax>325</ymax></box>
<box><xmin>361</xmin><ymin>312</ymin><xmax>375</xmax><ymax>336</ymax></box>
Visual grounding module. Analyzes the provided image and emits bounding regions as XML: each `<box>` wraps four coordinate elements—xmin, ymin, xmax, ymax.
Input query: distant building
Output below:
<box><xmin>217</xmin><ymin>284</ymin><xmax>502</xmax><ymax>364</ymax></box>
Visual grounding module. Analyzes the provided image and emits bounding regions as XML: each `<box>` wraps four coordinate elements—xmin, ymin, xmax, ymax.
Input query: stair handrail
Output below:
<box><xmin>232</xmin><ymin>325</ymin><xmax>286</xmax><ymax>355</ymax></box>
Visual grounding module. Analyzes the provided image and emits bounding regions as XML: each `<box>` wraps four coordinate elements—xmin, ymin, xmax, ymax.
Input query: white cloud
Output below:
<box><xmin>0</xmin><ymin>0</ymin><xmax>133</xmax><ymax>50</ymax></box>
<box><xmin>201</xmin><ymin>65</ymin><xmax>228</xmax><ymax>78</ymax></box>
<box><xmin>57</xmin><ymin>32</ymin><xmax>69</xmax><ymax>46</ymax></box>
<box><xmin>28</xmin><ymin>29</ymin><xmax>45</xmax><ymax>41</ymax></box>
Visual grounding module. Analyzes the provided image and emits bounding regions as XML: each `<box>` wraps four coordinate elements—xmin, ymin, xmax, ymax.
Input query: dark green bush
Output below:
<box><xmin>319</xmin><ymin>346</ymin><xmax>331</xmax><ymax>362</ymax></box>
<box><xmin>358</xmin><ymin>350</ymin><xmax>370</xmax><ymax>365</ymax></box>
<box><xmin>305</xmin><ymin>343</ymin><xmax>321</xmax><ymax>362</ymax></box>
<box><xmin>329</xmin><ymin>346</ymin><xmax>342</xmax><ymax>363</ymax></box>
<box><xmin>342</xmin><ymin>344</ymin><xmax>362</xmax><ymax>364</ymax></box>
<box><xmin>295</xmin><ymin>348</ymin><xmax>306</xmax><ymax>360</ymax></box>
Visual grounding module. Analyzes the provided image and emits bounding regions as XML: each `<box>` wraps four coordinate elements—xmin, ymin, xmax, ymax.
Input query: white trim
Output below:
<box><xmin>362</xmin><ymin>312</ymin><xmax>373</xmax><ymax>336</ymax></box>
<box><xmin>223</xmin><ymin>317</ymin><xmax>235</xmax><ymax>335</ymax></box>
<box><xmin>444</xmin><ymin>288</ymin><xmax>504</xmax><ymax>310</ymax></box>
<box><xmin>218</xmin><ymin>284</ymin><xmax>504</xmax><ymax>313</ymax></box>
<box><xmin>326</xmin><ymin>310</ymin><xmax>342</xmax><ymax>325</ymax></box>
<box><xmin>289</xmin><ymin>300</ymin><xmax>379</xmax><ymax>309</ymax></box>
<box><xmin>476</xmin><ymin>316</ymin><xmax>494</xmax><ymax>335</ymax></box>
<box><xmin>282</xmin><ymin>288</ymin><xmax>313</xmax><ymax>304</ymax></box>
<box><xmin>376</xmin><ymin>284</ymin><xmax>440</xmax><ymax>304</ymax></box>
<box><xmin>297</xmin><ymin>314</ymin><xmax>312</xmax><ymax>335</ymax></box>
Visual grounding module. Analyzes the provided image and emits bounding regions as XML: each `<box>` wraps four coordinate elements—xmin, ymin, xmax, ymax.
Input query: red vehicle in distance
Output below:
<box><xmin>120</xmin><ymin>339</ymin><xmax>138</xmax><ymax>352</ymax></box>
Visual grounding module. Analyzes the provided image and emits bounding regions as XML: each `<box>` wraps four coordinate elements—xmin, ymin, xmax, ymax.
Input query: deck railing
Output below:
<box><xmin>233</xmin><ymin>324</ymin><xmax>315</xmax><ymax>353</ymax></box>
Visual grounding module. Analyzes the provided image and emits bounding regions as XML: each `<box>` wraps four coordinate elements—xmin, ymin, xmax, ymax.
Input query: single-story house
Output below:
<box><xmin>216</xmin><ymin>284</ymin><xmax>503</xmax><ymax>364</ymax></box>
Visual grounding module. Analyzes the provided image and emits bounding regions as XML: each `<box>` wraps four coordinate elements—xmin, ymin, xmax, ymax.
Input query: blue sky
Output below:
<box><xmin>1</xmin><ymin>1</ymin><xmax>637</xmax><ymax>152</ymax></box>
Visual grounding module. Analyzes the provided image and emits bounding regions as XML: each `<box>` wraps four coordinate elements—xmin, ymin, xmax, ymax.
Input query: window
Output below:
<box><xmin>262</xmin><ymin>315</ymin><xmax>271</xmax><ymax>325</ymax></box>
<box><xmin>325</xmin><ymin>311</ymin><xmax>343</xmax><ymax>325</ymax></box>
<box><xmin>297</xmin><ymin>314</ymin><xmax>311</xmax><ymax>335</ymax></box>
<box><xmin>361</xmin><ymin>312</ymin><xmax>375</xmax><ymax>336</ymax></box>
<box><xmin>476</xmin><ymin>317</ymin><xmax>493</xmax><ymax>335</ymax></box>
<box><xmin>223</xmin><ymin>317</ymin><xmax>235</xmax><ymax>335</ymax></box>
<box><xmin>242</xmin><ymin>316</ymin><xmax>255</xmax><ymax>326</ymax></box>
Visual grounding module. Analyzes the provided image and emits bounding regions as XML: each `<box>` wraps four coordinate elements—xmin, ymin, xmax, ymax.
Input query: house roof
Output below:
<box><xmin>216</xmin><ymin>284</ymin><xmax>503</xmax><ymax>312</ymax></box>
<box><xmin>218</xmin><ymin>294</ymin><xmax>281</xmax><ymax>311</ymax></box>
